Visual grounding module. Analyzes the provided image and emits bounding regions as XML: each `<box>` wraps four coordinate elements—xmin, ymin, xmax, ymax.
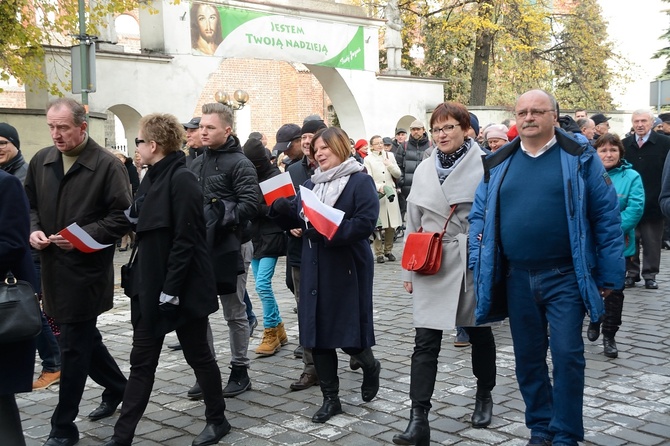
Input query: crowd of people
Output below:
<box><xmin>2</xmin><ymin>89</ymin><xmax>669</xmax><ymax>446</ymax></box>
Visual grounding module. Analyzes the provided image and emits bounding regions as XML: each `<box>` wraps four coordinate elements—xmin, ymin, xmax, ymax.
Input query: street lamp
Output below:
<box><xmin>214</xmin><ymin>89</ymin><xmax>250</xmax><ymax>110</ymax></box>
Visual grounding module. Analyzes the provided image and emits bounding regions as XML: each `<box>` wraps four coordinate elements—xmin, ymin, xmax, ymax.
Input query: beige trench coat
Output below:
<box><xmin>364</xmin><ymin>149</ymin><xmax>402</xmax><ymax>229</ymax></box>
<box><xmin>402</xmin><ymin>141</ymin><xmax>485</xmax><ymax>330</ymax></box>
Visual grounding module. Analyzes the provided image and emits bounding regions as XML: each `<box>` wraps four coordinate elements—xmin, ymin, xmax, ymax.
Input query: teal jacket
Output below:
<box><xmin>607</xmin><ymin>160</ymin><xmax>645</xmax><ymax>257</ymax></box>
<box><xmin>468</xmin><ymin>129</ymin><xmax>625</xmax><ymax>324</ymax></box>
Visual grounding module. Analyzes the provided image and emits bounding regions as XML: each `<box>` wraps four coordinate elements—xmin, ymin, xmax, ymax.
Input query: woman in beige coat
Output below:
<box><xmin>364</xmin><ymin>135</ymin><xmax>402</xmax><ymax>263</ymax></box>
<box><xmin>393</xmin><ymin>103</ymin><xmax>496</xmax><ymax>446</ymax></box>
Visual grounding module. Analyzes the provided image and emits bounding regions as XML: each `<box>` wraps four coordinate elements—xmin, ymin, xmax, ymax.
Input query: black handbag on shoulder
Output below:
<box><xmin>121</xmin><ymin>242</ymin><xmax>139</xmax><ymax>298</ymax></box>
<box><xmin>0</xmin><ymin>272</ymin><xmax>42</xmax><ymax>343</ymax></box>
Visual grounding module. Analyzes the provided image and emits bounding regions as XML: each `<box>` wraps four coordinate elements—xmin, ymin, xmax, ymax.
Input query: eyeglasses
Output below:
<box><xmin>429</xmin><ymin>124</ymin><xmax>460</xmax><ymax>135</ymax></box>
<box><xmin>515</xmin><ymin>109</ymin><xmax>554</xmax><ymax>119</ymax></box>
<box><xmin>134</xmin><ymin>138</ymin><xmax>145</xmax><ymax>147</ymax></box>
<box><xmin>0</xmin><ymin>140</ymin><xmax>8</xmax><ymax>148</ymax></box>
<box><xmin>372</xmin><ymin>141</ymin><xmax>384</xmax><ymax>146</ymax></box>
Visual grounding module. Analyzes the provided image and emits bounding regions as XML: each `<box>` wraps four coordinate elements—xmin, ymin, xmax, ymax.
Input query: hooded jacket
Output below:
<box><xmin>468</xmin><ymin>129</ymin><xmax>625</xmax><ymax>325</ymax></box>
<box><xmin>607</xmin><ymin>160</ymin><xmax>645</xmax><ymax>257</ymax></box>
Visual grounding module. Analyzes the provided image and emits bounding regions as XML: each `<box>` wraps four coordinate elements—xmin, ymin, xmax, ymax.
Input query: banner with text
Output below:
<box><xmin>189</xmin><ymin>3</ymin><xmax>365</xmax><ymax>70</ymax></box>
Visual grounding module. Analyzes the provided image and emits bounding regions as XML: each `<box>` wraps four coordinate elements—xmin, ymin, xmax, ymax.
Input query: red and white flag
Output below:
<box><xmin>299</xmin><ymin>185</ymin><xmax>345</xmax><ymax>240</ymax></box>
<box><xmin>58</xmin><ymin>223</ymin><xmax>112</xmax><ymax>253</ymax></box>
<box><xmin>260</xmin><ymin>171</ymin><xmax>296</xmax><ymax>205</ymax></box>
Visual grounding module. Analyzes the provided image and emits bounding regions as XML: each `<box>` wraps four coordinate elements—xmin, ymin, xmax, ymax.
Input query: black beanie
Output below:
<box><xmin>243</xmin><ymin>138</ymin><xmax>269</xmax><ymax>162</ymax></box>
<box><xmin>0</xmin><ymin>123</ymin><xmax>20</xmax><ymax>149</ymax></box>
<box><xmin>301</xmin><ymin>119</ymin><xmax>327</xmax><ymax>135</ymax></box>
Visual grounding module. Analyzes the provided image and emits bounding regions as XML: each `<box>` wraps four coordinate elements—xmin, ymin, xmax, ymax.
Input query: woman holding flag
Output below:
<box><xmin>269</xmin><ymin>127</ymin><xmax>382</xmax><ymax>424</ymax></box>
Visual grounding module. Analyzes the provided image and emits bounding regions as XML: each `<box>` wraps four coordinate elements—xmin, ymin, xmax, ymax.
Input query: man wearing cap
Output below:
<box><xmin>658</xmin><ymin>113</ymin><xmax>670</xmax><ymax>135</ymax></box>
<box><xmin>273</xmin><ymin>123</ymin><xmax>302</xmax><ymax>170</ymax></box>
<box><xmin>182</xmin><ymin>117</ymin><xmax>203</xmax><ymax>168</ymax></box>
<box><xmin>591</xmin><ymin>113</ymin><xmax>611</xmax><ymax>140</ymax></box>
<box><xmin>391</xmin><ymin>128</ymin><xmax>407</xmax><ymax>156</ymax></box>
<box><xmin>0</xmin><ymin>123</ymin><xmax>28</xmax><ymax>182</ymax></box>
<box><xmin>284</xmin><ymin>118</ymin><xmax>328</xmax><ymax>391</ymax></box>
<box><xmin>382</xmin><ymin>136</ymin><xmax>394</xmax><ymax>152</ymax></box>
<box><xmin>623</xmin><ymin>110</ymin><xmax>670</xmax><ymax>289</ymax></box>
<box><xmin>395</xmin><ymin>120</ymin><xmax>433</xmax><ymax>214</ymax></box>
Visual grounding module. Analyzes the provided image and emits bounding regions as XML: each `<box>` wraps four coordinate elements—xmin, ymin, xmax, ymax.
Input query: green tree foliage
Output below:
<box><xmin>653</xmin><ymin>0</ymin><xmax>670</xmax><ymax>78</ymax></box>
<box><xmin>364</xmin><ymin>0</ymin><xmax>618</xmax><ymax>108</ymax></box>
<box><xmin>0</xmin><ymin>0</ymin><xmax>144</xmax><ymax>94</ymax></box>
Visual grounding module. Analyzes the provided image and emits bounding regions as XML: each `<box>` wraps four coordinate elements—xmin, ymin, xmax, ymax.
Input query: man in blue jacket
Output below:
<box><xmin>468</xmin><ymin>90</ymin><xmax>624</xmax><ymax>446</ymax></box>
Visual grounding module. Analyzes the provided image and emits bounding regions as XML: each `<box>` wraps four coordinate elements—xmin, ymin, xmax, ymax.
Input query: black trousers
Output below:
<box><xmin>50</xmin><ymin>317</ymin><xmax>127</xmax><ymax>438</ymax></box>
<box><xmin>627</xmin><ymin>218</ymin><xmax>664</xmax><ymax>280</ymax></box>
<box><xmin>112</xmin><ymin>316</ymin><xmax>225</xmax><ymax>445</ymax></box>
<box><xmin>602</xmin><ymin>290</ymin><xmax>624</xmax><ymax>339</ymax></box>
<box><xmin>0</xmin><ymin>394</ymin><xmax>25</xmax><ymax>446</ymax></box>
<box><xmin>409</xmin><ymin>327</ymin><xmax>496</xmax><ymax>410</ymax></box>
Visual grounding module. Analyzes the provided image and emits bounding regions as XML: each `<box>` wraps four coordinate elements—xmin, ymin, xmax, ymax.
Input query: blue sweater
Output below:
<box><xmin>499</xmin><ymin>146</ymin><xmax>571</xmax><ymax>269</ymax></box>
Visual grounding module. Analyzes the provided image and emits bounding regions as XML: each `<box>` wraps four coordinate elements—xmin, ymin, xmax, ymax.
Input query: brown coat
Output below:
<box><xmin>24</xmin><ymin>138</ymin><xmax>132</xmax><ymax>323</ymax></box>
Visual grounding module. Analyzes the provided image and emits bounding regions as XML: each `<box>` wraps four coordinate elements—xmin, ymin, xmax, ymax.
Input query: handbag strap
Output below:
<box><xmin>417</xmin><ymin>204</ymin><xmax>458</xmax><ymax>234</ymax></box>
<box><xmin>439</xmin><ymin>204</ymin><xmax>458</xmax><ymax>236</ymax></box>
<box><xmin>126</xmin><ymin>239</ymin><xmax>139</xmax><ymax>267</ymax></box>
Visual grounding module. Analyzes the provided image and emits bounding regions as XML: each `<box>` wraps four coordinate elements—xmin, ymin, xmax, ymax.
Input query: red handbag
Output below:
<box><xmin>401</xmin><ymin>205</ymin><xmax>457</xmax><ymax>275</ymax></box>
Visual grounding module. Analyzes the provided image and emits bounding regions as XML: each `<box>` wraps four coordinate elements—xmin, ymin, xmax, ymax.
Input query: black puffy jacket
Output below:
<box><xmin>396</xmin><ymin>133</ymin><xmax>433</xmax><ymax>198</ymax></box>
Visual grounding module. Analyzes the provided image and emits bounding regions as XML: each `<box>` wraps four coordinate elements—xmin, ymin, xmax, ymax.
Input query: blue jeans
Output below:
<box><xmin>251</xmin><ymin>257</ymin><xmax>282</xmax><ymax>328</ymax></box>
<box><xmin>36</xmin><ymin>311</ymin><xmax>61</xmax><ymax>372</ymax></box>
<box><xmin>506</xmin><ymin>264</ymin><xmax>586</xmax><ymax>446</ymax></box>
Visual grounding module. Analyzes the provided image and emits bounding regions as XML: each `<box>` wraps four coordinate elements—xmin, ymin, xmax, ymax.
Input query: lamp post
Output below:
<box><xmin>214</xmin><ymin>89</ymin><xmax>249</xmax><ymax>132</ymax></box>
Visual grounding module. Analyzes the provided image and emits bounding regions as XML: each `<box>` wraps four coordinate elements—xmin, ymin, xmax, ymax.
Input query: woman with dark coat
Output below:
<box><xmin>102</xmin><ymin>114</ymin><xmax>229</xmax><ymax>446</ymax></box>
<box><xmin>0</xmin><ymin>169</ymin><xmax>38</xmax><ymax>446</ymax></box>
<box><xmin>243</xmin><ymin>138</ymin><xmax>288</xmax><ymax>356</ymax></box>
<box><xmin>270</xmin><ymin>127</ymin><xmax>381</xmax><ymax>423</ymax></box>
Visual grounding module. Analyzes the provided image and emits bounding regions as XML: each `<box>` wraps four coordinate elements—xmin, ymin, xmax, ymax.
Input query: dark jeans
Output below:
<box><xmin>50</xmin><ymin>318</ymin><xmax>127</xmax><ymax>439</ymax></box>
<box><xmin>627</xmin><ymin>218</ymin><xmax>664</xmax><ymax>280</ymax></box>
<box><xmin>36</xmin><ymin>311</ymin><xmax>61</xmax><ymax>372</ymax></box>
<box><xmin>602</xmin><ymin>290</ymin><xmax>624</xmax><ymax>339</ymax></box>
<box><xmin>506</xmin><ymin>265</ymin><xmax>586</xmax><ymax>446</ymax></box>
<box><xmin>244</xmin><ymin>290</ymin><xmax>255</xmax><ymax>320</ymax></box>
<box><xmin>409</xmin><ymin>327</ymin><xmax>496</xmax><ymax>410</ymax></box>
<box><xmin>112</xmin><ymin>316</ymin><xmax>225</xmax><ymax>444</ymax></box>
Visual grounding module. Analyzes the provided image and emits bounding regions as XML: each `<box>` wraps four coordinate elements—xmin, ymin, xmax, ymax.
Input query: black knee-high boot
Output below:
<box><xmin>351</xmin><ymin>348</ymin><xmax>381</xmax><ymax>402</ymax></box>
<box><xmin>311</xmin><ymin>349</ymin><xmax>342</xmax><ymax>423</ymax></box>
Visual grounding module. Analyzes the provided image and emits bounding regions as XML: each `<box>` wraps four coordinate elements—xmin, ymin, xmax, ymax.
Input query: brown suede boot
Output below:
<box><xmin>276</xmin><ymin>322</ymin><xmax>289</xmax><ymax>346</ymax></box>
<box><xmin>255</xmin><ymin>328</ymin><xmax>280</xmax><ymax>356</ymax></box>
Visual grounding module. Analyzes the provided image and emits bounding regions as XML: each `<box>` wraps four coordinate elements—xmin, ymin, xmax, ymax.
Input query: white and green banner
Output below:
<box><xmin>190</xmin><ymin>3</ymin><xmax>365</xmax><ymax>70</ymax></box>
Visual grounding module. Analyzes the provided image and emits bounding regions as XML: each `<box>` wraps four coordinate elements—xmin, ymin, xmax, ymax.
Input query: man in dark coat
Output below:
<box><xmin>395</xmin><ymin>120</ymin><xmax>433</xmax><ymax>211</ymax></box>
<box><xmin>183</xmin><ymin>116</ymin><xmax>204</xmax><ymax>168</ymax></box>
<box><xmin>190</xmin><ymin>102</ymin><xmax>258</xmax><ymax>397</ymax></box>
<box><xmin>623</xmin><ymin>110</ymin><xmax>670</xmax><ymax>289</ymax></box>
<box><xmin>0</xmin><ymin>122</ymin><xmax>28</xmax><ymax>182</ymax></box>
<box><xmin>24</xmin><ymin>98</ymin><xmax>131</xmax><ymax>446</ymax></box>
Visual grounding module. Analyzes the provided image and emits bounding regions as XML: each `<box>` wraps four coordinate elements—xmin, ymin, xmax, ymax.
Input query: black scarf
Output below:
<box><xmin>0</xmin><ymin>151</ymin><xmax>25</xmax><ymax>175</ymax></box>
<box><xmin>436</xmin><ymin>139</ymin><xmax>470</xmax><ymax>169</ymax></box>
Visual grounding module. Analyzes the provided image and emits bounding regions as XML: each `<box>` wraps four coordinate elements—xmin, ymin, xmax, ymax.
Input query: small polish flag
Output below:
<box><xmin>58</xmin><ymin>223</ymin><xmax>113</xmax><ymax>253</ymax></box>
<box><xmin>299</xmin><ymin>185</ymin><xmax>345</xmax><ymax>240</ymax></box>
<box><xmin>260</xmin><ymin>171</ymin><xmax>296</xmax><ymax>205</ymax></box>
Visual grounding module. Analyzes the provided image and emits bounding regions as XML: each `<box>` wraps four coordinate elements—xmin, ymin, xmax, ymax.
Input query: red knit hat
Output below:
<box><xmin>507</xmin><ymin>124</ymin><xmax>519</xmax><ymax>140</ymax></box>
<box><xmin>354</xmin><ymin>139</ymin><xmax>367</xmax><ymax>150</ymax></box>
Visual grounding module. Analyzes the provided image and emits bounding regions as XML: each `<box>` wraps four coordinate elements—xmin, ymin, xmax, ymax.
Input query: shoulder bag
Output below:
<box><xmin>401</xmin><ymin>205</ymin><xmax>457</xmax><ymax>275</ymax></box>
<box><xmin>121</xmin><ymin>241</ymin><xmax>139</xmax><ymax>298</ymax></box>
<box><xmin>0</xmin><ymin>272</ymin><xmax>42</xmax><ymax>343</ymax></box>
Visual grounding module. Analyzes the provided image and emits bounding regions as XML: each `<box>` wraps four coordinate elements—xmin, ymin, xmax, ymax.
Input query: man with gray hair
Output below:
<box><xmin>623</xmin><ymin>109</ymin><xmax>670</xmax><ymax>289</ymax></box>
<box><xmin>190</xmin><ymin>103</ymin><xmax>259</xmax><ymax>409</ymax></box>
<box><xmin>25</xmin><ymin>98</ymin><xmax>131</xmax><ymax>446</ymax></box>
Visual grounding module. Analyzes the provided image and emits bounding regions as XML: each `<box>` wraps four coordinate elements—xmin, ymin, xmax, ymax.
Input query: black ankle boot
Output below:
<box><xmin>312</xmin><ymin>396</ymin><xmax>343</xmax><ymax>423</ymax></box>
<box><xmin>352</xmin><ymin>348</ymin><xmax>381</xmax><ymax>402</ymax></box>
<box><xmin>603</xmin><ymin>336</ymin><xmax>618</xmax><ymax>358</ymax></box>
<box><xmin>392</xmin><ymin>407</ymin><xmax>430</xmax><ymax>445</ymax></box>
<box><xmin>471</xmin><ymin>391</ymin><xmax>493</xmax><ymax>428</ymax></box>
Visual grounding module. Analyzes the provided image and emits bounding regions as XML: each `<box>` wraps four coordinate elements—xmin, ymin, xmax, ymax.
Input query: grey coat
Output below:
<box><xmin>402</xmin><ymin>142</ymin><xmax>485</xmax><ymax>330</ymax></box>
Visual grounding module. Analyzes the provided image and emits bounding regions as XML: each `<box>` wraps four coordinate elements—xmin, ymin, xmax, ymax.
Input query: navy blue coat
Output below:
<box><xmin>0</xmin><ymin>170</ymin><xmax>37</xmax><ymax>394</ymax></box>
<box><xmin>271</xmin><ymin>171</ymin><xmax>379</xmax><ymax>349</ymax></box>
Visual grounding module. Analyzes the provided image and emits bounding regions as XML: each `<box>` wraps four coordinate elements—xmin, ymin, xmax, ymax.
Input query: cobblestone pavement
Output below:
<box><xmin>17</xmin><ymin>246</ymin><xmax>670</xmax><ymax>445</ymax></box>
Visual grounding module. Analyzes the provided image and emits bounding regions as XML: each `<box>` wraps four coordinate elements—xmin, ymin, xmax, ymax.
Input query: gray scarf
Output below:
<box><xmin>310</xmin><ymin>157</ymin><xmax>363</xmax><ymax>207</ymax></box>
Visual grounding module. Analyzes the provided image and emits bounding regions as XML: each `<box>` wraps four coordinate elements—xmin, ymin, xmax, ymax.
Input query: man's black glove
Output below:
<box><xmin>303</xmin><ymin>227</ymin><xmax>325</xmax><ymax>243</ymax></box>
<box><xmin>271</xmin><ymin>197</ymin><xmax>292</xmax><ymax>216</ymax></box>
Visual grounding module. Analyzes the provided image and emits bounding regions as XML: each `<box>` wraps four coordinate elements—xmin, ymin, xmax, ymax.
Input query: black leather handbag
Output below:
<box><xmin>0</xmin><ymin>272</ymin><xmax>42</xmax><ymax>343</ymax></box>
